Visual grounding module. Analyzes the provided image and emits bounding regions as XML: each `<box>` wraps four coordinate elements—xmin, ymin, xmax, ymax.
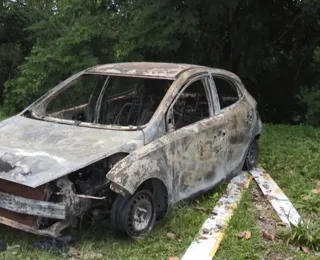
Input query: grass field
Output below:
<box><xmin>0</xmin><ymin>115</ymin><xmax>319</xmax><ymax>259</ymax></box>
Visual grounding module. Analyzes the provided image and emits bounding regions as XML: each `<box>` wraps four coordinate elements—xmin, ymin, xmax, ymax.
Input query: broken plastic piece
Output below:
<box><xmin>250</xmin><ymin>168</ymin><xmax>302</xmax><ymax>227</ymax></box>
<box><xmin>182</xmin><ymin>172</ymin><xmax>252</xmax><ymax>260</ymax></box>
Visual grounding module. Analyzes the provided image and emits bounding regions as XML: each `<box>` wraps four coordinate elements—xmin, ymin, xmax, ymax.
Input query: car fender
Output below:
<box><xmin>106</xmin><ymin>135</ymin><xmax>174</xmax><ymax>198</ymax></box>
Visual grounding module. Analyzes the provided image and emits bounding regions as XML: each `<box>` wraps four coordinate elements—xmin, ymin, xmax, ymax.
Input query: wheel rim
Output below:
<box><xmin>125</xmin><ymin>192</ymin><xmax>155</xmax><ymax>237</ymax></box>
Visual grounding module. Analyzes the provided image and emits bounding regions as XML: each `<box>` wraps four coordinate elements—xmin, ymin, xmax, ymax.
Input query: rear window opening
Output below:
<box><xmin>213</xmin><ymin>76</ymin><xmax>240</xmax><ymax>109</ymax></box>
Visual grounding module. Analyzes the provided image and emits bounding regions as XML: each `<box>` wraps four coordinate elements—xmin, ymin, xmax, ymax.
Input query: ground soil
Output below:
<box><xmin>250</xmin><ymin>184</ymin><xmax>300</xmax><ymax>260</ymax></box>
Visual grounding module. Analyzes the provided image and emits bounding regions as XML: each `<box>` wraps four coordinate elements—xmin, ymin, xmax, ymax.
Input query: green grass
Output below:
<box><xmin>0</xmin><ymin>189</ymin><xmax>224</xmax><ymax>260</ymax></box>
<box><xmin>0</xmin><ymin>121</ymin><xmax>319</xmax><ymax>259</ymax></box>
<box><xmin>215</xmin><ymin>186</ymin><xmax>316</xmax><ymax>260</ymax></box>
<box><xmin>259</xmin><ymin>124</ymin><xmax>320</xmax><ymax>205</ymax></box>
<box><xmin>214</xmin><ymin>190</ymin><xmax>265</xmax><ymax>260</ymax></box>
<box><xmin>215</xmin><ymin>124</ymin><xmax>320</xmax><ymax>259</ymax></box>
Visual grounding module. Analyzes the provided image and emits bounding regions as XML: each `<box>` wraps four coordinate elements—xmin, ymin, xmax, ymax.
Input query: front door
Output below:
<box><xmin>166</xmin><ymin>75</ymin><xmax>228</xmax><ymax>202</ymax></box>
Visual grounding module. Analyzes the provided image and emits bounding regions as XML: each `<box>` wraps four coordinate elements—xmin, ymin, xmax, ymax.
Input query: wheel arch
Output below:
<box><xmin>136</xmin><ymin>178</ymin><xmax>169</xmax><ymax>220</ymax></box>
<box><xmin>106</xmin><ymin>138</ymin><xmax>173</xmax><ymax>198</ymax></box>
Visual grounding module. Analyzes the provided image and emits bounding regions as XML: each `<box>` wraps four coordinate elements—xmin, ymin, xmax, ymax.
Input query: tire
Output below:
<box><xmin>110</xmin><ymin>190</ymin><xmax>156</xmax><ymax>239</ymax></box>
<box><xmin>243</xmin><ymin>138</ymin><xmax>259</xmax><ymax>170</ymax></box>
<box><xmin>110</xmin><ymin>193</ymin><xmax>130</xmax><ymax>234</ymax></box>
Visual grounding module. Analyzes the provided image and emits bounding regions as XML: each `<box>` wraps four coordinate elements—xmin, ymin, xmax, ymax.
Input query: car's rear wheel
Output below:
<box><xmin>110</xmin><ymin>190</ymin><xmax>156</xmax><ymax>239</ymax></box>
<box><xmin>243</xmin><ymin>138</ymin><xmax>259</xmax><ymax>170</ymax></box>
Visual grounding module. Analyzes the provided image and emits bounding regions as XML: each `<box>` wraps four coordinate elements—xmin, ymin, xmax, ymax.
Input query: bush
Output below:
<box><xmin>300</xmin><ymin>85</ymin><xmax>320</xmax><ymax>127</ymax></box>
<box><xmin>0</xmin><ymin>107</ymin><xmax>7</xmax><ymax>121</ymax></box>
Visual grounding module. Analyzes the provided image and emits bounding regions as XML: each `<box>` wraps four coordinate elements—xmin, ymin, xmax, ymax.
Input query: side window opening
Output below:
<box><xmin>213</xmin><ymin>76</ymin><xmax>240</xmax><ymax>109</ymax></box>
<box><xmin>46</xmin><ymin>75</ymin><xmax>107</xmax><ymax>122</ymax></box>
<box><xmin>172</xmin><ymin>79</ymin><xmax>209</xmax><ymax>130</ymax></box>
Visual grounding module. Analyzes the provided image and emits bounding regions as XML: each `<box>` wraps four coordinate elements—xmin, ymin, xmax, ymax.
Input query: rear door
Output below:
<box><xmin>211</xmin><ymin>74</ymin><xmax>253</xmax><ymax>174</ymax></box>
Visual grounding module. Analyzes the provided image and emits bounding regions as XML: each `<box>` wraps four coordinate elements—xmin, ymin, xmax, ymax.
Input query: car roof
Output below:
<box><xmin>86</xmin><ymin>62</ymin><xmax>204</xmax><ymax>79</ymax></box>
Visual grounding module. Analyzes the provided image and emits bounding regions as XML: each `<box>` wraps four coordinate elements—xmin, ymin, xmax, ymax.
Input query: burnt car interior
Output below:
<box><xmin>173</xmin><ymin>79</ymin><xmax>210</xmax><ymax>129</ymax></box>
<box><xmin>171</xmin><ymin>76</ymin><xmax>241</xmax><ymax>130</ymax></box>
<box><xmin>44</xmin><ymin>75</ymin><xmax>173</xmax><ymax>126</ymax></box>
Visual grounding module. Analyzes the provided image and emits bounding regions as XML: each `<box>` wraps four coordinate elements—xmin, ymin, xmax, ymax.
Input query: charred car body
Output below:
<box><xmin>0</xmin><ymin>62</ymin><xmax>262</xmax><ymax>238</ymax></box>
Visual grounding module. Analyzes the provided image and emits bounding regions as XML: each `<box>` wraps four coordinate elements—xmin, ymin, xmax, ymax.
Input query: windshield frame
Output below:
<box><xmin>24</xmin><ymin>71</ymin><xmax>174</xmax><ymax>131</ymax></box>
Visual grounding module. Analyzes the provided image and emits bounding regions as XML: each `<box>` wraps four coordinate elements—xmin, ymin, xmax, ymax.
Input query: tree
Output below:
<box><xmin>0</xmin><ymin>0</ymin><xmax>36</xmax><ymax>102</ymax></box>
<box><xmin>3</xmin><ymin>0</ymin><xmax>118</xmax><ymax>113</ymax></box>
<box><xmin>1</xmin><ymin>0</ymin><xmax>319</xmax><ymax>126</ymax></box>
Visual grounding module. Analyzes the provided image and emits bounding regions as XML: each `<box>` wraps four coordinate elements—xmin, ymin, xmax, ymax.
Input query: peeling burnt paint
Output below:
<box><xmin>0</xmin><ymin>191</ymin><xmax>67</xmax><ymax>219</ymax></box>
<box><xmin>86</xmin><ymin>62</ymin><xmax>202</xmax><ymax>79</ymax></box>
<box><xmin>106</xmin><ymin>65</ymin><xmax>262</xmax><ymax>204</ymax></box>
<box><xmin>0</xmin><ymin>62</ymin><xmax>262</xmax><ymax>237</ymax></box>
<box><xmin>0</xmin><ymin>116</ymin><xmax>143</xmax><ymax>188</ymax></box>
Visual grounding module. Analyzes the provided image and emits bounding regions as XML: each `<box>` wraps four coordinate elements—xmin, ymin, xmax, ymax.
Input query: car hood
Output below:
<box><xmin>0</xmin><ymin>116</ymin><xmax>143</xmax><ymax>188</ymax></box>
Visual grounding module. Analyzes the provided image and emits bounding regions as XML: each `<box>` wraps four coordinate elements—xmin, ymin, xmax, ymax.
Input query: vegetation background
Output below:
<box><xmin>0</xmin><ymin>0</ymin><xmax>319</xmax><ymax>126</ymax></box>
<box><xmin>0</xmin><ymin>1</ymin><xmax>320</xmax><ymax>259</ymax></box>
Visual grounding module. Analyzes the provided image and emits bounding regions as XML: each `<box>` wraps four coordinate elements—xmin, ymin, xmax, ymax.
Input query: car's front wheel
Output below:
<box><xmin>243</xmin><ymin>138</ymin><xmax>259</xmax><ymax>170</ymax></box>
<box><xmin>110</xmin><ymin>190</ymin><xmax>156</xmax><ymax>239</ymax></box>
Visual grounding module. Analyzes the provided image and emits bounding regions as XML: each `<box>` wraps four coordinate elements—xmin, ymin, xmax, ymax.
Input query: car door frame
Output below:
<box><xmin>164</xmin><ymin>72</ymin><xmax>231</xmax><ymax>201</ymax></box>
<box><xmin>165</xmin><ymin>73</ymin><xmax>215</xmax><ymax>133</ymax></box>
<box><xmin>210</xmin><ymin>72</ymin><xmax>253</xmax><ymax>175</ymax></box>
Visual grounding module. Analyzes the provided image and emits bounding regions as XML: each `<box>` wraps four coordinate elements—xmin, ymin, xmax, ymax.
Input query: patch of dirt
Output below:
<box><xmin>251</xmin><ymin>186</ymin><xmax>279</xmax><ymax>236</ymax></box>
<box><xmin>250</xmin><ymin>184</ymin><xmax>294</xmax><ymax>260</ymax></box>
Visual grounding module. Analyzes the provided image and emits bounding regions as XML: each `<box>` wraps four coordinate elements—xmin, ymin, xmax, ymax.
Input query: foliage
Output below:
<box><xmin>300</xmin><ymin>86</ymin><xmax>320</xmax><ymax>126</ymax></box>
<box><xmin>0</xmin><ymin>107</ymin><xmax>6</xmax><ymax>121</ymax></box>
<box><xmin>115</xmin><ymin>0</ymin><xmax>320</xmax><ymax>125</ymax></box>
<box><xmin>299</xmin><ymin>47</ymin><xmax>320</xmax><ymax>126</ymax></box>
<box><xmin>0</xmin><ymin>0</ymin><xmax>37</xmax><ymax>103</ymax></box>
<box><xmin>278</xmin><ymin>218</ymin><xmax>320</xmax><ymax>252</ymax></box>
<box><xmin>3</xmin><ymin>0</ymin><xmax>118</xmax><ymax>113</ymax></box>
<box><xmin>0</xmin><ymin>0</ymin><xmax>319</xmax><ymax>123</ymax></box>
<box><xmin>259</xmin><ymin>124</ymin><xmax>320</xmax><ymax>252</ymax></box>
<box><xmin>259</xmin><ymin>124</ymin><xmax>320</xmax><ymax>201</ymax></box>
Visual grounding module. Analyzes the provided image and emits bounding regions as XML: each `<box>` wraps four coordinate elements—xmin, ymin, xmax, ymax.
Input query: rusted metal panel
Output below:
<box><xmin>0</xmin><ymin>216</ymin><xmax>71</xmax><ymax>237</ymax></box>
<box><xmin>0</xmin><ymin>179</ymin><xmax>47</xmax><ymax>200</ymax></box>
<box><xmin>0</xmin><ymin>191</ymin><xmax>67</xmax><ymax>220</ymax></box>
<box><xmin>0</xmin><ymin>179</ymin><xmax>48</xmax><ymax>227</ymax></box>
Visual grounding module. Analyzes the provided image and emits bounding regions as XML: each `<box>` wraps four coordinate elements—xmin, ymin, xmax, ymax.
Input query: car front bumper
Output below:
<box><xmin>0</xmin><ymin>190</ymin><xmax>70</xmax><ymax>237</ymax></box>
<box><xmin>0</xmin><ymin>215</ymin><xmax>71</xmax><ymax>237</ymax></box>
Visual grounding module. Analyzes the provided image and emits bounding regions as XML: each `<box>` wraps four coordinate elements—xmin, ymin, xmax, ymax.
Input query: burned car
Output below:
<box><xmin>0</xmin><ymin>62</ymin><xmax>262</xmax><ymax>239</ymax></box>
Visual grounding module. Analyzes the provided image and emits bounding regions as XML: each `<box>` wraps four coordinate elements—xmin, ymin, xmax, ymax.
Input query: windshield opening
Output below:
<box><xmin>34</xmin><ymin>74</ymin><xmax>173</xmax><ymax>127</ymax></box>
